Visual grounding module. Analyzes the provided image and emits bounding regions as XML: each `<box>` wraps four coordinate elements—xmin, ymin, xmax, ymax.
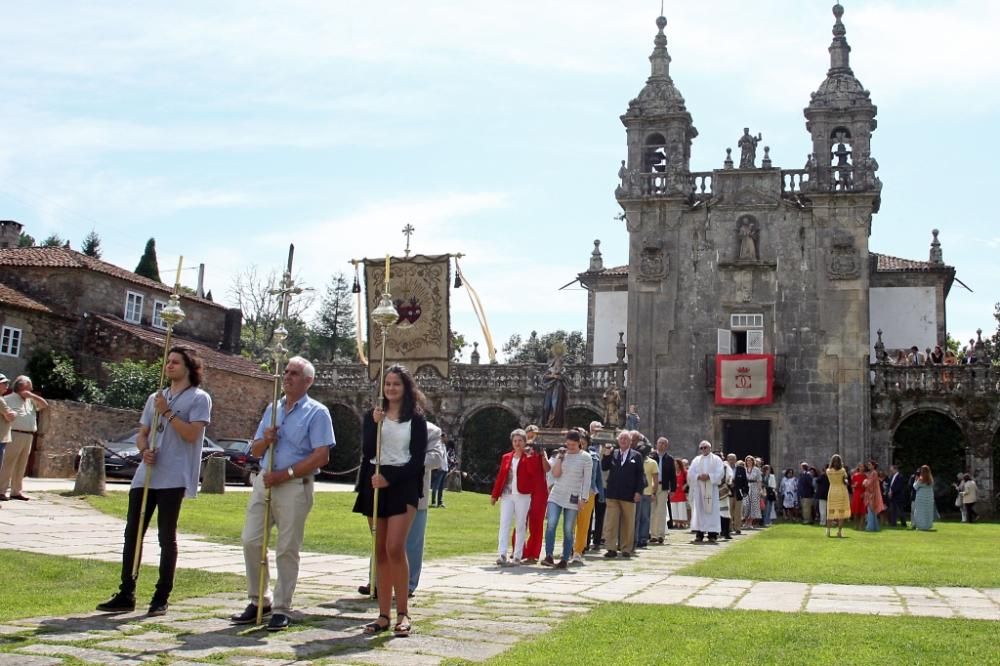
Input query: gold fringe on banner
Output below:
<box><xmin>455</xmin><ymin>258</ymin><xmax>496</xmax><ymax>363</ymax></box>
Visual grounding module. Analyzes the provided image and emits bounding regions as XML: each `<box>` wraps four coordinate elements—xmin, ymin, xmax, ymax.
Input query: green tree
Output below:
<box><xmin>17</xmin><ymin>232</ymin><xmax>34</xmax><ymax>247</ymax></box>
<box><xmin>986</xmin><ymin>302</ymin><xmax>999</xmax><ymax>365</ymax></box>
<box><xmin>41</xmin><ymin>233</ymin><xmax>65</xmax><ymax>247</ymax></box>
<box><xmin>81</xmin><ymin>229</ymin><xmax>102</xmax><ymax>258</ymax></box>
<box><xmin>309</xmin><ymin>272</ymin><xmax>355</xmax><ymax>361</ymax></box>
<box><xmin>102</xmin><ymin>359</ymin><xmax>161</xmax><ymax>409</ymax></box>
<box><xmin>502</xmin><ymin>329</ymin><xmax>586</xmax><ymax>364</ymax></box>
<box><xmin>450</xmin><ymin>330</ymin><xmax>468</xmax><ymax>362</ymax></box>
<box><xmin>134</xmin><ymin>238</ymin><xmax>162</xmax><ymax>282</ymax></box>
<box><xmin>25</xmin><ymin>350</ymin><xmax>103</xmax><ymax>403</ymax></box>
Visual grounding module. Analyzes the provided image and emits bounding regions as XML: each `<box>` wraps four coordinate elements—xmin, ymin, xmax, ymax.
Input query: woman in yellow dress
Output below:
<box><xmin>825</xmin><ymin>454</ymin><xmax>851</xmax><ymax>538</ymax></box>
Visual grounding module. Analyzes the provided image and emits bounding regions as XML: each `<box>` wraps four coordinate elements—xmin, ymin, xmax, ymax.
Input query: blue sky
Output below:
<box><xmin>0</xmin><ymin>1</ymin><xmax>996</xmax><ymax>359</ymax></box>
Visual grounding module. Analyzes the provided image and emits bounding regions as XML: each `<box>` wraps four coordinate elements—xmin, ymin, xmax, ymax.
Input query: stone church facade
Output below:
<box><xmin>597</xmin><ymin>5</ymin><xmax>944</xmax><ymax>466</ymax></box>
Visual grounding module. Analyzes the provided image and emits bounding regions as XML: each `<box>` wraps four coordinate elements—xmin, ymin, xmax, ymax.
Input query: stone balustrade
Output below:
<box><xmin>870</xmin><ymin>364</ymin><xmax>1000</xmax><ymax>397</ymax></box>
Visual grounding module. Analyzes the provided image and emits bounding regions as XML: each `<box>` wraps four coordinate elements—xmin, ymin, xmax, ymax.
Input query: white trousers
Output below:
<box><xmin>241</xmin><ymin>474</ymin><xmax>314</xmax><ymax>613</ymax></box>
<box><xmin>497</xmin><ymin>492</ymin><xmax>531</xmax><ymax>559</ymax></box>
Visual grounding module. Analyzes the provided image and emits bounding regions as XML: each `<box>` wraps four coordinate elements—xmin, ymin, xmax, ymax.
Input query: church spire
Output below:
<box><xmin>649</xmin><ymin>15</ymin><xmax>671</xmax><ymax>81</ymax></box>
<box><xmin>828</xmin><ymin>3</ymin><xmax>852</xmax><ymax>76</ymax></box>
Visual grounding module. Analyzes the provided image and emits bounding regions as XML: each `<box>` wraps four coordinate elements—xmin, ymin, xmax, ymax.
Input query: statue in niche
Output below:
<box><xmin>602</xmin><ymin>383</ymin><xmax>621</xmax><ymax>429</ymax></box>
<box><xmin>541</xmin><ymin>343</ymin><xmax>568</xmax><ymax>428</ymax></box>
<box><xmin>617</xmin><ymin>160</ymin><xmax>628</xmax><ymax>193</ymax></box>
<box><xmin>738</xmin><ymin>128</ymin><xmax>762</xmax><ymax>168</ymax></box>
<box><xmin>736</xmin><ymin>215</ymin><xmax>759</xmax><ymax>261</ymax></box>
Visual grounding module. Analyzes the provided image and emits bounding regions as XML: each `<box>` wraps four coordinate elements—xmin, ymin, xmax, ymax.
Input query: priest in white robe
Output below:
<box><xmin>687</xmin><ymin>441</ymin><xmax>725</xmax><ymax>543</ymax></box>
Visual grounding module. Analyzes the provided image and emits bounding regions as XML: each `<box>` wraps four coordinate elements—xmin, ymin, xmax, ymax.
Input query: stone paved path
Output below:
<box><xmin>0</xmin><ymin>494</ymin><xmax>997</xmax><ymax>665</ymax></box>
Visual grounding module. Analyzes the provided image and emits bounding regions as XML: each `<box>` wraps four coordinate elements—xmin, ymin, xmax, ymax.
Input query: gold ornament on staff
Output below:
<box><xmin>255</xmin><ymin>244</ymin><xmax>304</xmax><ymax>626</ymax></box>
<box><xmin>368</xmin><ymin>254</ymin><xmax>399</xmax><ymax>599</ymax></box>
<box><xmin>131</xmin><ymin>257</ymin><xmax>186</xmax><ymax>580</ymax></box>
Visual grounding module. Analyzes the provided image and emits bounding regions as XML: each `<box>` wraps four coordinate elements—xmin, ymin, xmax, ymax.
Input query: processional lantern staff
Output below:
<box><xmin>255</xmin><ymin>244</ymin><xmax>305</xmax><ymax>626</ymax></box>
<box><xmin>132</xmin><ymin>257</ymin><xmax>186</xmax><ymax>580</ymax></box>
<box><xmin>367</xmin><ymin>254</ymin><xmax>400</xmax><ymax>598</ymax></box>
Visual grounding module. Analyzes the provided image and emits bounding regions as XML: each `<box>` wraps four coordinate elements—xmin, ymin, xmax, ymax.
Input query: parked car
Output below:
<box><xmin>214</xmin><ymin>438</ymin><xmax>261</xmax><ymax>486</ymax></box>
<box><xmin>76</xmin><ymin>430</ymin><xmax>225</xmax><ymax>481</ymax></box>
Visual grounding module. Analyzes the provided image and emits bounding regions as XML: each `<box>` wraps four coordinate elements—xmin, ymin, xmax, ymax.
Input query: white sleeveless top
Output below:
<box><xmin>371</xmin><ymin>418</ymin><xmax>412</xmax><ymax>466</ymax></box>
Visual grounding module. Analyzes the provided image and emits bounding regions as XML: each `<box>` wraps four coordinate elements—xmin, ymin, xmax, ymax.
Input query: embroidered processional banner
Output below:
<box><xmin>715</xmin><ymin>354</ymin><xmax>774</xmax><ymax>405</ymax></box>
<box><xmin>364</xmin><ymin>254</ymin><xmax>451</xmax><ymax>379</ymax></box>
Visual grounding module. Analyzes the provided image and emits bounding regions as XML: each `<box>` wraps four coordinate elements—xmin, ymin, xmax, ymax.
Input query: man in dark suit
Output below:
<box><xmin>887</xmin><ymin>464</ymin><xmax>908</xmax><ymax>527</ymax></box>
<box><xmin>651</xmin><ymin>437</ymin><xmax>676</xmax><ymax>542</ymax></box>
<box><xmin>601</xmin><ymin>431</ymin><xmax>646</xmax><ymax>558</ymax></box>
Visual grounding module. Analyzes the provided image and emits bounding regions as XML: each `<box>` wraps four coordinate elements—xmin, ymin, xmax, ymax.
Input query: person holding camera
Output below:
<box><xmin>541</xmin><ymin>431</ymin><xmax>592</xmax><ymax>569</ymax></box>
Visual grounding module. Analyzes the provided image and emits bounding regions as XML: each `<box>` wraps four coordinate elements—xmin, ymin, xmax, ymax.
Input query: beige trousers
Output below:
<box><xmin>603</xmin><ymin>499</ymin><xmax>637</xmax><ymax>554</ymax></box>
<box><xmin>241</xmin><ymin>473</ymin><xmax>315</xmax><ymax>613</ymax></box>
<box><xmin>0</xmin><ymin>431</ymin><xmax>33</xmax><ymax>496</ymax></box>
<box><xmin>730</xmin><ymin>495</ymin><xmax>743</xmax><ymax>529</ymax></box>
<box><xmin>651</xmin><ymin>489</ymin><xmax>671</xmax><ymax>539</ymax></box>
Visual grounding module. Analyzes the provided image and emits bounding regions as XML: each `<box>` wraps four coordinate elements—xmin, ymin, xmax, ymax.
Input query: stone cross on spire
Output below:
<box><xmin>828</xmin><ymin>3</ymin><xmax>853</xmax><ymax>76</ymax></box>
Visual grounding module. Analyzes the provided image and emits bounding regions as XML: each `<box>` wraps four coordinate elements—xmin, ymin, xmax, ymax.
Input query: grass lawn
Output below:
<box><xmin>84</xmin><ymin>488</ymin><xmax>495</xmax><ymax>559</ymax></box>
<box><xmin>678</xmin><ymin>522</ymin><xmax>1000</xmax><ymax>588</ymax></box>
<box><xmin>0</xmin><ymin>549</ymin><xmax>243</xmax><ymax>623</ymax></box>
<box><xmin>468</xmin><ymin>604</ymin><xmax>1000</xmax><ymax>666</ymax></box>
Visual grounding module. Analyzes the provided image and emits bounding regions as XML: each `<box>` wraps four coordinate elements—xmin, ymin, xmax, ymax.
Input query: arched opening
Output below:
<box><xmin>892</xmin><ymin>411</ymin><xmax>966</xmax><ymax>515</ymax></box>
<box><xmin>644</xmin><ymin>133</ymin><xmax>668</xmax><ymax>173</ymax></box>
<box><xmin>459</xmin><ymin>406</ymin><xmax>520</xmax><ymax>493</ymax></box>
<box><xmin>322</xmin><ymin>403</ymin><xmax>362</xmax><ymax>483</ymax></box>
<box><xmin>566</xmin><ymin>406</ymin><xmax>601</xmax><ymax>431</ymax></box>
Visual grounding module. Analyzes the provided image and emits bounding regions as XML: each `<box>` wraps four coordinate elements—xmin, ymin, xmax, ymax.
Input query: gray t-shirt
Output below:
<box><xmin>131</xmin><ymin>386</ymin><xmax>212</xmax><ymax>498</ymax></box>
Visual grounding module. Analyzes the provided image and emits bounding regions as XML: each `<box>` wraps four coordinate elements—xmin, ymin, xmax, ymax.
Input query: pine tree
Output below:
<box><xmin>81</xmin><ymin>230</ymin><xmax>102</xmax><ymax>258</ymax></box>
<box><xmin>134</xmin><ymin>238</ymin><xmax>162</xmax><ymax>282</ymax></box>
<box><xmin>41</xmin><ymin>233</ymin><xmax>65</xmax><ymax>247</ymax></box>
<box><xmin>17</xmin><ymin>232</ymin><xmax>34</xmax><ymax>247</ymax></box>
<box><xmin>310</xmin><ymin>272</ymin><xmax>355</xmax><ymax>361</ymax></box>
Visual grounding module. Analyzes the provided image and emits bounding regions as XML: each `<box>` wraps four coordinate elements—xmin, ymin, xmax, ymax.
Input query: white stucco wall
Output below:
<box><xmin>869</xmin><ymin>286</ymin><xmax>938</xmax><ymax>357</ymax></box>
<box><xmin>593</xmin><ymin>290</ymin><xmax>628</xmax><ymax>364</ymax></box>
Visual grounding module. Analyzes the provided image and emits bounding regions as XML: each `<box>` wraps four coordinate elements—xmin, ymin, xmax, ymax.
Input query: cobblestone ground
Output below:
<box><xmin>1</xmin><ymin>495</ymin><xmax>997</xmax><ymax>665</ymax></box>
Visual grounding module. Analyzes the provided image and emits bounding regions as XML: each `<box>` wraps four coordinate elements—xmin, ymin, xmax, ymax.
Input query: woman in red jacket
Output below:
<box><xmin>491</xmin><ymin>429</ymin><xmax>546</xmax><ymax>566</ymax></box>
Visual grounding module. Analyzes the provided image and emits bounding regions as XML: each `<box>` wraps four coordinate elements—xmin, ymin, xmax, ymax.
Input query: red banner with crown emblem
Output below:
<box><xmin>715</xmin><ymin>354</ymin><xmax>774</xmax><ymax>405</ymax></box>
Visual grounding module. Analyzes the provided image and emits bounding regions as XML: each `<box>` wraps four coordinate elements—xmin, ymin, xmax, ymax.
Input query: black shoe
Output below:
<box><xmin>621</xmin><ymin>551</ymin><xmax>632</xmax><ymax>558</ymax></box>
<box><xmin>267</xmin><ymin>613</ymin><xmax>290</xmax><ymax>631</ymax></box>
<box><xmin>230</xmin><ymin>602</ymin><xmax>271</xmax><ymax>624</ymax></box>
<box><xmin>604</xmin><ymin>550</ymin><xmax>618</xmax><ymax>558</ymax></box>
<box><xmin>10</xmin><ymin>494</ymin><xmax>29</xmax><ymax>501</ymax></box>
<box><xmin>358</xmin><ymin>584</ymin><xmax>373</xmax><ymax>596</ymax></box>
<box><xmin>96</xmin><ymin>592</ymin><xmax>135</xmax><ymax>613</ymax></box>
<box><xmin>147</xmin><ymin>601</ymin><xmax>168</xmax><ymax>617</ymax></box>
<box><xmin>540</xmin><ymin>556</ymin><xmax>555</xmax><ymax>567</ymax></box>
<box><xmin>0</xmin><ymin>495</ymin><xmax>8</xmax><ymax>501</ymax></box>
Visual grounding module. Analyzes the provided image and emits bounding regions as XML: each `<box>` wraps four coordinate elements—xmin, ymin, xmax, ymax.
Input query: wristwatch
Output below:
<box><xmin>287</xmin><ymin>466</ymin><xmax>295</xmax><ymax>479</ymax></box>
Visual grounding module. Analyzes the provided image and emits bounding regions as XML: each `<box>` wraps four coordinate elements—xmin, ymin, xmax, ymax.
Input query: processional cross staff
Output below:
<box><xmin>368</xmin><ymin>255</ymin><xmax>400</xmax><ymax>598</ymax></box>
<box><xmin>255</xmin><ymin>244</ymin><xmax>306</xmax><ymax>626</ymax></box>
<box><xmin>402</xmin><ymin>224</ymin><xmax>415</xmax><ymax>258</ymax></box>
<box><xmin>131</xmin><ymin>257</ymin><xmax>186</xmax><ymax>580</ymax></box>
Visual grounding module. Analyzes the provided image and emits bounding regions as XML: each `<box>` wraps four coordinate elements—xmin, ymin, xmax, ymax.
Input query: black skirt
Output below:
<box><xmin>353</xmin><ymin>464</ymin><xmax>421</xmax><ymax>518</ymax></box>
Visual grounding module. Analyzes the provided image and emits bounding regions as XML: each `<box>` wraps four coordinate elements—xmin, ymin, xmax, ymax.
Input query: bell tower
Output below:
<box><xmin>616</xmin><ymin>14</ymin><xmax>697</xmax><ymax>199</ymax></box>
<box><xmin>803</xmin><ymin>3</ymin><xmax>880</xmax><ymax>201</ymax></box>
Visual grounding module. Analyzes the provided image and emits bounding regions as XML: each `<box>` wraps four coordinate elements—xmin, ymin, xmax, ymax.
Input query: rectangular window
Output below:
<box><xmin>152</xmin><ymin>300</ymin><xmax>167</xmax><ymax>329</ymax></box>
<box><xmin>730</xmin><ymin>313</ymin><xmax>764</xmax><ymax>329</ymax></box>
<box><xmin>124</xmin><ymin>291</ymin><xmax>144</xmax><ymax>324</ymax></box>
<box><xmin>747</xmin><ymin>329</ymin><xmax>765</xmax><ymax>354</ymax></box>
<box><xmin>717</xmin><ymin>328</ymin><xmax>732</xmax><ymax>354</ymax></box>
<box><xmin>0</xmin><ymin>326</ymin><xmax>21</xmax><ymax>356</ymax></box>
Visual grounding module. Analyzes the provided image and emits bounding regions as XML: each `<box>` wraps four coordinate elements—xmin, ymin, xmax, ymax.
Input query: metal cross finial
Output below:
<box><xmin>402</xmin><ymin>224</ymin><xmax>415</xmax><ymax>257</ymax></box>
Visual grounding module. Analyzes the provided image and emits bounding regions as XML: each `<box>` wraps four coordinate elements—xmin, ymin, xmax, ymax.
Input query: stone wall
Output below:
<box><xmin>0</xmin><ymin>308</ymin><xmax>76</xmax><ymax>379</ymax></box>
<box><xmin>32</xmin><ymin>400</ymin><xmax>140</xmax><ymax>478</ymax></box>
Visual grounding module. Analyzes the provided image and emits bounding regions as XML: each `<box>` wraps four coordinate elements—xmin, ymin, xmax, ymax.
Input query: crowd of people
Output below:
<box><xmin>888</xmin><ymin>340</ymin><xmax>981</xmax><ymax>367</ymax></box>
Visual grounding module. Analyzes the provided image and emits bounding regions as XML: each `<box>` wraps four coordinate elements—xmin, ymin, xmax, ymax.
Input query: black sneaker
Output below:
<box><xmin>96</xmin><ymin>593</ymin><xmax>136</xmax><ymax>613</ymax></box>
<box><xmin>267</xmin><ymin>613</ymin><xmax>290</xmax><ymax>631</ymax></box>
<box><xmin>230</xmin><ymin>602</ymin><xmax>271</xmax><ymax>625</ymax></box>
<box><xmin>147</xmin><ymin>601</ymin><xmax>168</xmax><ymax>617</ymax></box>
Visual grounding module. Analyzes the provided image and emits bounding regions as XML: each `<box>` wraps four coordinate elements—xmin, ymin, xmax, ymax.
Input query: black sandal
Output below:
<box><xmin>363</xmin><ymin>614</ymin><xmax>390</xmax><ymax>635</ymax></box>
<box><xmin>394</xmin><ymin>613</ymin><xmax>411</xmax><ymax>637</ymax></box>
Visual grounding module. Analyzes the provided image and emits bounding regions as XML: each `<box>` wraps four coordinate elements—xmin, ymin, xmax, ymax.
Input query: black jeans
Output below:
<box><xmin>119</xmin><ymin>487</ymin><xmax>185</xmax><ymax>601</ymax></box>
<box><xmin>591</xmin><ymin>500</ymin><xmax>607</xmax><ymax>547</ymax></box>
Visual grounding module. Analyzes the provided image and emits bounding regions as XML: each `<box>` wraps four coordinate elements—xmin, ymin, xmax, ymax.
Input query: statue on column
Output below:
<box><xmin>541</xmin><ymin>342</ymin><xmax>568</xmax><ymax>428</ymax></box>
<box><xmin>738</xmin><ymin>128</ymin><xmax>762</xmax><ymax>168</ymax></box>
